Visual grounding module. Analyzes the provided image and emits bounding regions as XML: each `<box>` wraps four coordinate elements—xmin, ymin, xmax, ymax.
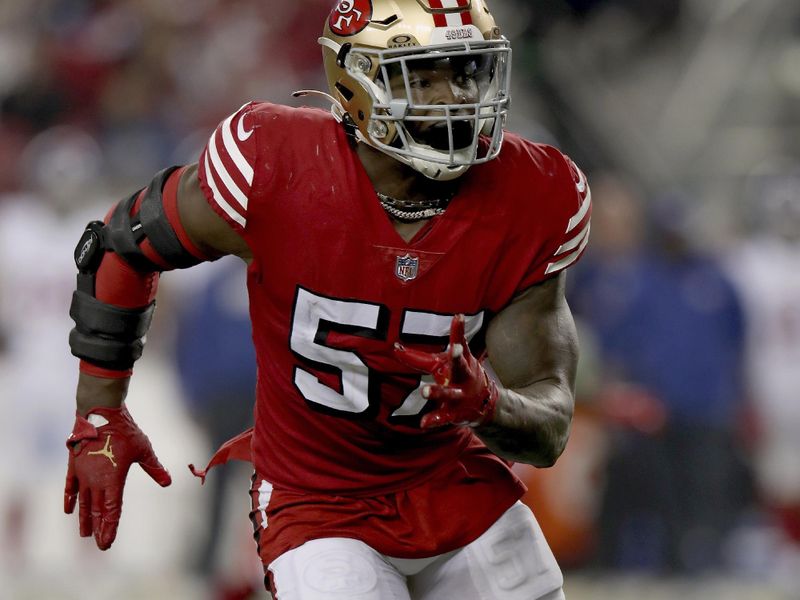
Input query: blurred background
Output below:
<box><xmin>0</xmin><ymin>0</ymin><xmax>798</xmax><ymax>598</ymax></box>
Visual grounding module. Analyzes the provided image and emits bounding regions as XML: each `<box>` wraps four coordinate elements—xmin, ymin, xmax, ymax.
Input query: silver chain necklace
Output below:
<box><xmin>377</xmin><ymin>192</ymin><xmax>451</xmax><ymax>222</ymax></box>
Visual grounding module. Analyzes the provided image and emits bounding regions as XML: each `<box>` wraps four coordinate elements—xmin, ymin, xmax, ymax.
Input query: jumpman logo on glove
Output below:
<box><xmin>87</xmin><ymin>434</ymin><xmax>117</xmax><ymax>467</ymax></box>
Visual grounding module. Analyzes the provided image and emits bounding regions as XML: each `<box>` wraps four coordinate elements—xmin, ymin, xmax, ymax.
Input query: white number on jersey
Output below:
<box><xmin>290</xmin><ymin>287</ymin><xmax>484</xmax><ymax>419</ymax></box>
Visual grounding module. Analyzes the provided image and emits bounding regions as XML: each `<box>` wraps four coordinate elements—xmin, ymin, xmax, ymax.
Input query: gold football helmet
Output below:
<box><xmin>318</xmin><ymin>0</ymin><xmax>511</xmax><ymax>180</ymax></box>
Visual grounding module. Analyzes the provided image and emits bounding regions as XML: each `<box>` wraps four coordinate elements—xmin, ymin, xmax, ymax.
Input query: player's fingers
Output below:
<box><xmin>64</xmin><ymin>488</ymin><xmax>77</xmax><ymax>515</ymax></box>
<box><xmin>78</xmin><ymin>489</ymin><xmax>93</xmax><ymax>538</ymax></box>
<box><xmin>422</xmin><ymin>384</ymin><xmax>463</xmax><ymax>403</ymax></box>
<box><xmin>421</xmin><ymin>410</ymin><xmax>448</xmax><ymax>429</ymax></box>
<box><xmin>449</xmin><ymin>314</ymin><xmax>466</xmax><ymax>348</ymax></box>
<box><xmin>449</xmin><ymin>346</ymin><xmax>470</xmax><ymax>382</ymax></box>
<box><xmin>64</xmin><ymin>463</ymin><xmax>78</xmax><ymax>514</ymax></box>
<box><xmin>393</xmin><ymin>343</ymin><xmax>442</xmax><ymax>373</ymax></box>
<box><xmin>97</xmin><ymin>516</ymin><xmax>120</xmax><ymax>551</ymax></box>
<box><xmin>98</xmin><ymin>491</ymin><xmax>122</xmax><ymax>550</ymax></box>
<box><xmin>139</xmin><ymin>448</ymin><xmax>172</xmax><ymax>487</ymax></box>
<box><xmin>91</xmin><ymin>487</ymin><xmax>104</xmax><ymax>543</ymax></box>
<box><xmin>64</xmin><ymin>490</ymin><xmax>78</xmax><ymax>515</ymax></box>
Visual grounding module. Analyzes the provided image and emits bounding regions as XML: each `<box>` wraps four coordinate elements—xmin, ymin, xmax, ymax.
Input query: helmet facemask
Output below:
<box><xmin>323</xmin><ymin>37</ymin><xmax>512</xmax><ymax>181</ymax></box>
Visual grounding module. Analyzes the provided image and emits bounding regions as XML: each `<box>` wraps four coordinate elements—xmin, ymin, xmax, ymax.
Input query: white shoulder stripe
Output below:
<box><xmin>566</xmin><ymin>185</ymin><xmax>591</xmax><ymax>234</ymax></box>
<box><xmin>208</xmin><ymin>129</ymin><xmax>248</xmax><ymax>210</ymax></box>
<box><xmin>204</xmin><ymin>153</ymin><xmax>246</xmax><ymax>227</ymax></box>
<box><xmin>545</xmin><ymin>227</ymin><xmax>591</xmax><ymax>275</ymax></box>
<box><xmin>575</xmin><ymin>165</ymin><xmax>587</xmax><ymax>194</ymax></box>
<box><xmin>555</xmin><ymin>221</ymin><xmax>590</xmax><ymax>256</ymax></box>
<box><xmin>221</xmin><ymin>113</ymin><xmax>254</xmax><ymax>185</ymax></box>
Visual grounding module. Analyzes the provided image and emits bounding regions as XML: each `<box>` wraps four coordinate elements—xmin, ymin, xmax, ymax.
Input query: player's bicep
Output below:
<box><xmin>485</xmin><ymin>272</ymin><xmax>578</xmax><ymax>392</ymax></box>
<box><xmin>177</xmin><ymin>163</ymin><xmax>251</xmax><ymax>261</ymax></box>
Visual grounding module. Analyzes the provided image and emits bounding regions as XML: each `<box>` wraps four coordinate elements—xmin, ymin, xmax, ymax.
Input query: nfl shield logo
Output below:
<box><xmin>395</xmin><ymin>254</ymin><xmax>419</xmax><ymax>282</ymax></box>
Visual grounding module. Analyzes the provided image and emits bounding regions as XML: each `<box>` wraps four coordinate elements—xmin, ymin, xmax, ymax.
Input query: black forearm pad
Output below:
<box><xmin>68</xmin><ymin>291</ymin><xmax>155</xmax><ymax>370</ymax></box>
<box><xmin>68</xmin><ymin>328</ymin><xmax>145</xmax><ymax>371</ymax></box>
<box><xmin>69</xmin><ymin>291</ymin><xmax>155</xmax><ymax>340</ymax></box>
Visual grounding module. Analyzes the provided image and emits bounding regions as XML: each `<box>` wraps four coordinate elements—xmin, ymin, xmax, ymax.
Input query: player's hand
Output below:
<box><xmin>393</xmin><ymin>314</ymin><xmax>498</xmax><ymax>428</ymax></box>
<box><xmin>64</xmin><ymin>405</ymin><xmax>171</xmax><ymax>550</ymax></box>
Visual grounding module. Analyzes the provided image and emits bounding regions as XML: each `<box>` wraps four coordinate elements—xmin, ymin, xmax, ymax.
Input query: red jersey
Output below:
<box><xmin>197</xmin><ymin>102</ymin><xmax>590</xmax><ymax>500</ymax></box>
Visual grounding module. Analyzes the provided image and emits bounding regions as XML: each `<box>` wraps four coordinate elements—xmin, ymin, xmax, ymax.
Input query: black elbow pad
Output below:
<box><xmin>104</xmin><ymin>166</ymin><xmax>204</xmax><ymax>272</ymax></box>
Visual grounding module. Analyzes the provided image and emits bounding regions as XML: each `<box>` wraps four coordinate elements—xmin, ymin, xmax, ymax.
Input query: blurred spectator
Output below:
<box><xmin>0</xmin><ymin>122</ymin><xmax>214</xmax><ymax>593</ymax></box>
<box><xmin>726</xmin><ymin>164</ymin><xmax>800</xmax><ymax>572</ymax></box>
<box><xmin>173</xmin><ymin>258</ymin><xmax>258</xmax><ymax>598</ymax></box>
<box><xmin>0</xmin><ymin>0</ymin><xmax>795</xmax><ymax>596</ymax></box>
<box><xmin>569</xmin><ymin>173</ymin><xmax>752</xmax><ymax>574</ymax></box>
<box><xmin>0</xmin><ymin>0</ymin><xmax>335</xmax><ymax>194</ymax></box>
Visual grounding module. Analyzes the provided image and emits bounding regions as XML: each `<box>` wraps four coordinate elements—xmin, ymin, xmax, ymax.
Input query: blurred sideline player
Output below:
<box><xmin>0</xmin><ymin>128</ymin><xmax>94</xmax><ymax>573</ymax></box>
<box><xmin>173</xmin><ymin>259</ymin><xmax>261</xmax><ymax>595</ymax></box>
<box><xmin>63</xmin><ymin>2</ymin><xmax>592</xmax><ymax>599</ymax></box>
<box><xmin>727</xmin><ymin>166</ymin><xmax>800</xmax><ymax>553</ymax></box>
<box><xmin>1</xmin><ymin>127</ymin><xmax>202</xmax><ymax>581</ymax></box>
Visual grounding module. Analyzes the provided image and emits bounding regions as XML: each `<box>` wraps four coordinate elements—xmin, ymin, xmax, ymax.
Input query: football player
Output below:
<box><xmin>64</xmin><ymin>1</ymin><xmax>591</xmax><ymax>598</ymax></box>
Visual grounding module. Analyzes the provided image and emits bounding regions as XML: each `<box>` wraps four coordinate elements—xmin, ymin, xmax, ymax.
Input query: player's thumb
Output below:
<box><xmin>139</xmin><ymin>448</ymin><xmax>172</xmax><ymax>487</ymax></box>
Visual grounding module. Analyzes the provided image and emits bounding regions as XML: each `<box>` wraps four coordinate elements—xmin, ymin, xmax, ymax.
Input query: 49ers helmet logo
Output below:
<box><xmin>329</xmin><ymin>0</ymin><xmax>372</xmax><ymax>36</ymax></box>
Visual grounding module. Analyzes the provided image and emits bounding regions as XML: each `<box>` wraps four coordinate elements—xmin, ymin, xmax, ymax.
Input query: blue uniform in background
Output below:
<box><xmin>570</xmin><ymin>246</ymin><xmax>751</xmax><ymax>573</ymax></box>
<box><xmin>174</xmin><ymin>259</ymin><xmax>256</xmax><ymax>575</ymax></box>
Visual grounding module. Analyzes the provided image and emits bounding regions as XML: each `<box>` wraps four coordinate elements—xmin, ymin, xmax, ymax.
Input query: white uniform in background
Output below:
<box><xmin>0</xmin><ymin>194</ymin><xmax>206</xmax><ymax>592</ymax></box>
<box><xmin>0</xmin><ymin>195</ymin><xmax>89</xmax><ymax>573</ymax></box>
<box><xmin>727</xmin><ymin>235</ymin><xmax>800</xmax><ymax>503</ymax></box>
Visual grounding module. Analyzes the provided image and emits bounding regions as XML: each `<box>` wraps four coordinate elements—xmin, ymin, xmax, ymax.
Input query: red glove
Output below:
<box><xmin>64</xmin><ymin>405</ymin><xmax>171</xmax><ymax>550</ymax></box>
<box><xmin>393</xmin><ymin>314</ymin><xmax>499</xmax><ymax>428</ymax></box>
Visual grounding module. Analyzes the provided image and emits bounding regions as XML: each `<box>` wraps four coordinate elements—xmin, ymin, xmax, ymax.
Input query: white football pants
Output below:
<box><xmin>268</xmin><ymin>501</ymin><xmax>565</xmax><ymax>600</ymax></box>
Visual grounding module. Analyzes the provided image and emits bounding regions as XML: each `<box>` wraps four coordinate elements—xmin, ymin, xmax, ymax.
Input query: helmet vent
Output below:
<box><xmin>371</xmin><ymin>14</ymin><xmax>399</xmax><ymax>25</ymax></box>
<box><xmin>335</xmin><ymin>82</ymin><xmax>355</xmax><ymax>102</ymax></box>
